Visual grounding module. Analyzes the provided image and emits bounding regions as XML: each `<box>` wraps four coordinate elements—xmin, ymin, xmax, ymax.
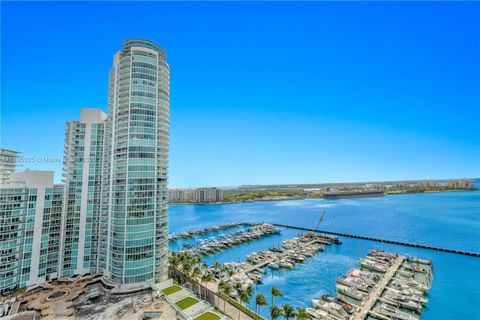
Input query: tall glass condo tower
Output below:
<box><xmin>0</xmin><ymin>39</ymin><xmax>170</xmax><ymax>294</ymax></box>
<box><xmin>101</xmin><ymin>39</ymin><xmax>170</xmax><ymax>284</ymax></box>
<box><xmin>60</xmin><ymin>39</ymin><xmax>170</xmax><ymax>285</ymax></box>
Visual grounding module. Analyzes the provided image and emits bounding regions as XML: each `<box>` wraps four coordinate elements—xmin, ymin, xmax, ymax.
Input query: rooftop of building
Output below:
<box><xmin>124</xmin><ymin>38</ymin><xmax>166</xmax><ymax>56</ymax></box>
<box><xmin>0</xmin><ymin>148</ymin><xmax>21</xmax><ymax>155</ymax></box>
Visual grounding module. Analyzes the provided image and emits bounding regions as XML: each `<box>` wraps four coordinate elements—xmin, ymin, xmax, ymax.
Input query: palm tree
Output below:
<box><xmin>234</xmin><ymin>282</ymin><xmax>243</xmax><ymax>292</ymax></box>
<box><xmin>168</xmin><ymin>254</ymin><xmax>181</xmax><ymax>278</ymax></box>
<box><xmin>191</xmin><ymin>266</ymin><xmax>202</xmax><ymax>295</ymax></box>
<box><xmin>218</xmin><ymin>279</ymin><xmax>226</xmax><ymax>290</ymax></box>
<box><xmin>192</xmin><ymin>266</ymin><xmax>202</xmax><ymax>280</ymax></box>
<box><xmin>192</xmin><ymin>255</ymin><xmax>201</xmax><ymax>267</ymax></box>
<box><xmin>180</xmin><ymin>261</ymin><xmax>192</xmax><ymax>273</ymax></box>
<box><xmin>220</xmin><ymin>266</ymin><xmax>230</xmax><ymax>279</ymax></box>
<box><xmin>236</xmin><ymin>289</ymin><xmax>247</xmax><ymax>320</ymax></box>
<box><xmin>220</xmin><ymin>283</ymin><xmax>232</xmax><ymax>312</ymax></box>
<box><xmin>270</xmin><ymin>286</ymin><xmax>283</xmax><ymax>306</ymax></box>
<box><xmin>255</xmin><ymin>293</ymin><xmax>268</xmax><ymax>315</ymax></box>
<box><xmin>282</xmin><ymin>304</ymin><xmax>296</xmax><ymax>320</ymax></box>
<box><xmin>179</xmin><ymin>252</ymin><xmax>189</xmax><ymax>264</ymax></box>
<box><xmin>212</xmin><ymin>261</ymin><xmax>221</xmax><ymax>273</ymax></box>
<box><xmin>216</xmin><ymin>279</ymin><xmax>226</xmax><ymax>310</ymax></box>
<box><xmin>295</xmin><ymin>307</ymin><xmax>309</xmax><ymax>320</ymax></box>
<box><xmin>201</xmin><ymin>262</ymin><xmax>209</xmax><ymax>271</ymax></box>
<box><xmin>270</xmin><ymin>305</ymin><xmax>283</xmax><ymax>320</ymax></box>
<box><xmin>169</xmin><ymin>254</ymin><xmax>179</xmax><ymax>267</ymax></box>
<box><xmin>240</xmin><ymin>290</ymin><xmax>250</xmax><ymax>307</ymax></box>
<box><xmin>180</xmin><ymin>262</ymin><xmax>192</xmax><ymax>284</ymax></box>
<box><xmin>200</xmin><ymin>272</ymin><xmax>214</xmax><ymax>300</ymax></box>
<box><xmin>246</xmin><ymin>285</ymin><xmax>254</xmax><ymax>309</ymax></box>
<box><xmin>200</xmin><ymin>273</ymin><xmax>208</xmax><ymax>299</ymax></box>
<box><xmin>204</xmin><ymin>272</ymin><xmax>214</xmax><ymax>284</ymax></box>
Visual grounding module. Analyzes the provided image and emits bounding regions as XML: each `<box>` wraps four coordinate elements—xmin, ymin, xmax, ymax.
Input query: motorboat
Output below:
<box><xmin>383</xmin><ymin>294</ymin><xmax>422</xmax><ymax>311</ymax></box>
<box><xmin>374</xmin><ymin>304</ymin><xmax>417</xmax><ymax>320</ymax></box>
<box><xmin>336</xmin><ymin>284</ymin><xmax>367</xmax><ymax>301</ymax></box>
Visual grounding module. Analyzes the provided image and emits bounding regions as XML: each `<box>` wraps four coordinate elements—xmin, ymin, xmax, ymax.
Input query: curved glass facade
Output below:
<box><xmin>1</xmin><ymin>39</ymin><xmax>169</xmax><ymax>294</ymax></box>
<box><xmin>101</xmin><ymin>39</ymin><xmax>170</xmax><ymax>284</ymax></box>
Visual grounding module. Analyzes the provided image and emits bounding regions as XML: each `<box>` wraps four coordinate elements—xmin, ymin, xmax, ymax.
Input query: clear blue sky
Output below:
<box><xmin>2</xmin><ymin>2</ymin><xmax>479</xmax><ymax>187</ymax></box>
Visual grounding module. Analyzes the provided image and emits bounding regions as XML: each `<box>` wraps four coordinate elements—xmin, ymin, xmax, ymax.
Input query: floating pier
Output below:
<box><xmin>273</xmin><ymin>223</ymin><xmax>480</xmax><ymax>257</ymax></box>
<box><xmin>307</xmin><ymin>250</ymin><xmax>433</xmax><ymax>320</ymax></box>
<box><xmin>353</xmin><ymin>255</ymin><xmax>404</xmax><ymax>320</ymax></box>
<box><xmin>169</xmin><ymin>222</ymin><xmax>259</xmax><ymax>241</ymax></box>
<box><xmin>178</xmin><ymin>223</ymin><xmax>280</xmax><ymax>256</ymax></box>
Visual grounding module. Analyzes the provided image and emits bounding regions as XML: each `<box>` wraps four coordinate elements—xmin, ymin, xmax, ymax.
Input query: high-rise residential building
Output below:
<box><xmin>0</xmin><ymin>148</ymin><xmax>21</xmax><ymax>184</ymax></box>
<box><xmin>60</xmin><ymin>108</ymin><xmax>106</xmax><ymax>277</ymax></box>
<box><xmin>0</xmin><ymin>171</ymin><xmax>63</xmax><ymax>295</ymax></box>
<box><xmin>168</xmin><ymin>189</ymin><xmax>187</xmax><ymax>202</ymax></box>
<box><xmin>193</xmin><ymin>188</ymin><xmax>223</xmax><ymax>203</ymax></box>
<box><xmin>447</xmin><ymin>179</ymin><xmax>474</xmax><ymax>189</ymax></box>
<box><xmin>99</xmin><ymin>38</ymin><xmax>170</xmax><ymax>284</ymax></box>
<box><xmin>60</xmin><ymin>39</ymin><xmax>170</xmax><ymax>284</ymax></box>
<box><xmin>0</xmin><ymin>39</ymin><xmax>170</xmax><ymax>294</ymax></box>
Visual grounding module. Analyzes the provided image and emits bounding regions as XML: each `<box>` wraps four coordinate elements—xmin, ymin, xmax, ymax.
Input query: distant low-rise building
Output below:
<box><xmin>417</xmin><ymin>179</ymin><xmax>473</xmax><ymax>189</ymax></box>
<box><xmin>363</xmin><ymin>183</ymin><xmax>386</xmax><ymax>190</ymax></box>
<box><xmin>418</xmin><ymin>180</ymin><xmax>437</xmax><ymax>188</ymax></box>
<box><xmin>193</xmin><ymin>188</ymin><xmax>223</xmax><ymax>203</ymax></box>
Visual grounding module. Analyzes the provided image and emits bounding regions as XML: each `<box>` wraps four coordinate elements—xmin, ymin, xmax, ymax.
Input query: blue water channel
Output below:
<box><xmin>169</xmin><ymin>189</ymin><xmax>480</xmax><ymax>319</ymax></box>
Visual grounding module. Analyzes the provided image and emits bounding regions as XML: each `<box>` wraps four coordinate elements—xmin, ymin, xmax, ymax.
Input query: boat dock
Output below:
<box><xmin>169</xmin><ymin>222</ymin><xmax>258</xmax><ymax>241</ymax></box>
<box><xmin>179</xmin><ymin>223</ymin><xmax>280</xmax><ymax>256</ymax></box>
<box><xmin>241</xmin><ymin>258</ymin><xmax>274</xmax><ymax>275</ymax></box>
<box><xmin>353</xmin><ymin>255</ymin><xmax>404</xmax><ymax>320</ymax></box>
<box><xmin>273</xmin><ymin>223</ymin><xmax>480</xmax><ymax>257</ymax></box>
<box><xmin>307</xmin><ymin>250</ymin><xmax>433</xmax><ymax>320</ymax></box>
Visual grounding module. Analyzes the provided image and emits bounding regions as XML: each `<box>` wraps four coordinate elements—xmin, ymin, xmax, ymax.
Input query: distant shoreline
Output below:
<box><xmin>386</xmin><ymin>188</ymin><xmax>478</xmax><ymax>196</ymax></box>
<box><xmin>169</xmin><ymin>188</ymin><xmax>478</xmax><ymax>205</ymax></box>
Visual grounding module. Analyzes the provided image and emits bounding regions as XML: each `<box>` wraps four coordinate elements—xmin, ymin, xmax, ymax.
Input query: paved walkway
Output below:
<box><xmin>214</xmin><ymin>295</ymin><xmax>257</xmax><ymax>320</ymax></box>
<box><xmin>352</xmin><ymin>255</ymin><xmax>405</xmax><ymax>320</ymax></box>
<box><xmin>205</xmin><ymin>280</ymin><xmax>257</xmax><ymax>320</ymax></box>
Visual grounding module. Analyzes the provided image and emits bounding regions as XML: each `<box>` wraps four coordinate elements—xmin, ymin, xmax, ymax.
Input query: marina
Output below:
<box><xmin>305</xmin><ymin>250</ymin><xmax>433</xmax><ymax>320</ymax></box>
<box><xmin>213</xmin><ymin>234</ymin><xmax>342</xmax><ymax>298</ymax></box>
<box><xmin>169</xmin><ymin>190</ymin><xmax>480</xmax><ymax>320</ymax></box>
<box><xmin>169</xmin><ymin>222</ymin><xmax>258</xmax><ymax>241</ymax></box>
<box><xmin>177</xmin><ymin>223</ymin><xmax>280</xmax><ymax>256</ymax></box>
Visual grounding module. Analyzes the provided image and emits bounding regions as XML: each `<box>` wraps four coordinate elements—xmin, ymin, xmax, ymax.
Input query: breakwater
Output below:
<box><xmin>273</xmin><ymin>223</ymin><xmax>480</xmax><ymax>257</ymax></box>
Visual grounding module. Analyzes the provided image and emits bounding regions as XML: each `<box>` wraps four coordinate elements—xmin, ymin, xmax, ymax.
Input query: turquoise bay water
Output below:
<box><xmin>169</xmin><ymin>190</ymin><xmax>480</xmax><ymax>320</ymax></box>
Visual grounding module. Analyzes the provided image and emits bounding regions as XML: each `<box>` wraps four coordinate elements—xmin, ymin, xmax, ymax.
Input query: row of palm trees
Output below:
<box><xmin>219</xmin><ymin>282</ymin><xmax>309</xmax><ymax>320</ymax></box>
<box><xmin>168</xmin><ymin>252</ymin><xmax>216</xmax><ymax>300</ymax></box>
<box><xmin>168</xmin><ymin>253</ymin><xmax>310</xmax><ymax>320</ymax></box>
<box><xmin>267</xmin><ymin>287</ymin><xmax>309</xmax><ymax>320</ymax></box>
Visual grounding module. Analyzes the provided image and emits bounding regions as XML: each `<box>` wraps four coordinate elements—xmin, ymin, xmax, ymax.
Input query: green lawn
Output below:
<box><xmin>175</xmin><ymin>297</ymin><xmax>199</xmax><ymax>310</ymax></box>
<box><xmin>194</xmin><ymin>312</ymin><xmax>221</xmax><ymax>320</ymax></box>
<box><xmin>161</xmin><ymin>285</ymin><xmax>182</xmax><ymax>295</ymax></box>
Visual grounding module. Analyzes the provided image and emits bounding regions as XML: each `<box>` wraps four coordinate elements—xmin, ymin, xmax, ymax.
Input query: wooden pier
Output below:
<box><xmin>272</xmin><ymin>223</ymin><xmax>480</xmax><ymax>257</ymax></box>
